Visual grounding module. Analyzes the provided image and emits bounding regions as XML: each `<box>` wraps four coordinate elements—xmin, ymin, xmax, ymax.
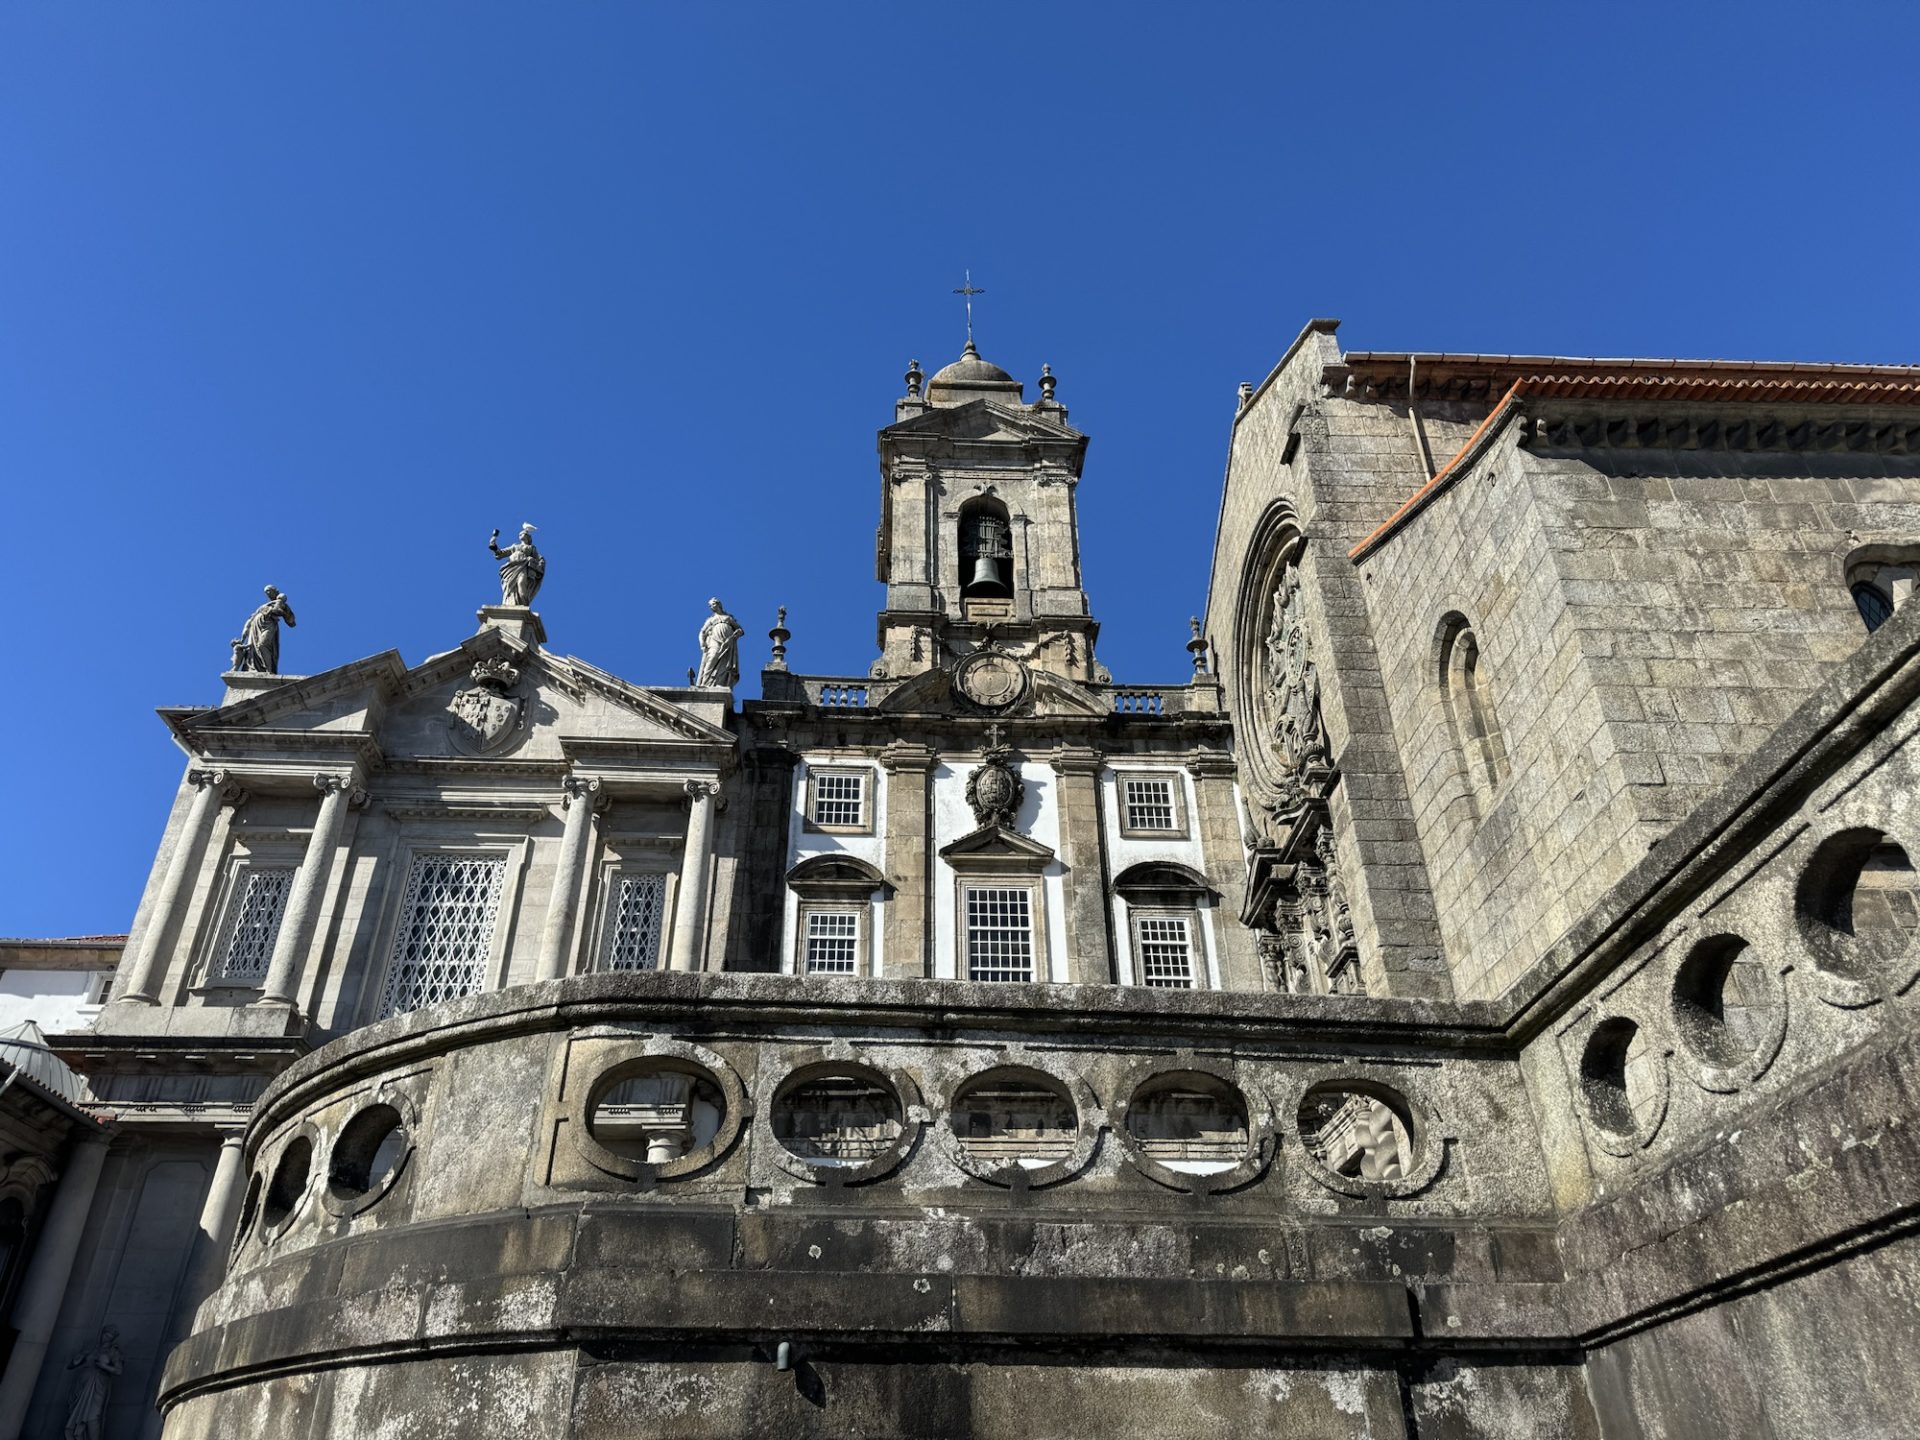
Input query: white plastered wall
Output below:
<box><xmin>931</xmin><ymin>760</ymin><xmax>1067</xmax><ymax>983</ymax></box>
<box><xmin>781</xmin><ymin>755</ymin><xmax>889</xmax><ymax>976</ymax></box>
<box><xmin>1099</xmin><ymin>764</ymin><xmax>1221</xmax><ymax>989</ymax></box>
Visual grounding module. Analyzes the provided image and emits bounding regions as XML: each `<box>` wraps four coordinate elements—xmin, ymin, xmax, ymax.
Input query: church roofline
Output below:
<box><xmin>1327</xmin><ymin>351</ymin><xmax>1920</xmax><ymax>406</ymax></box>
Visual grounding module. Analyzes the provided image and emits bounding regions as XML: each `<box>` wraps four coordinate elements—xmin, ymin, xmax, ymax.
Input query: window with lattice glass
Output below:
<box><xmin>1119</xmin><ymin>774</ymin><xmax>1183</xmax><ymax>835</ymax></box>
<box><xmin>807</xmin><ymin>770</ymin><xmax>869</xmax><ymax>832</ymax></box>
<box><xmin>1133</xmin><ymin>912</ymin><xmax>1197</xmax><ymax>988</ymax></box>
<box><xmin>602</xmin><ymin>872</ymin><xmax>667</xmax><ymax>972</ymax></box>
<box><xmin>803</xmin><ymin>910</ymin><xmax>861</xmax><ymax>975</ymax></box>
<box><xmin>380</xmin><ymin>854</ymin><xmax>508</xmax><ymax>1018</ymax></box>
<box><xmin>211</xmin><ymin>867</ymin><xmax>295</xmax><ymax>984</ymax></box>
<box><xmin>965</xmin><ymin>886</ymin><xmax>1035</xmax><ymax>983</ymax></box>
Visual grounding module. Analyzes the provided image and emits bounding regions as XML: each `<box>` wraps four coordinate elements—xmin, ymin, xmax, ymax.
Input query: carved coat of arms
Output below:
<box><xmin>965</xmin><ymin>726</ymin><xmax>1026</xmax><ymax>829</ymax></box>
<box><xmin>448</xmin><ymin>658</ymin><xmax>529</xmax><ymax>756</ymax></box>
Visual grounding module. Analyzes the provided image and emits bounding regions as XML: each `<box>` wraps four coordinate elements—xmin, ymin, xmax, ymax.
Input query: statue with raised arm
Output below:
<box><xmin>694</xmin><ymin>597</ymin><xmax>745</xmax><ymax>689</ymax></box>
<box><xmin>62</xmin><ymin>1325</ymin><xmax>122</xmax><ymax>1440</ymax></box>
<box><xmin>488</xmin><ymin>523</ymin><xmax>545</xmax><ymax>607</ymax></box>
<box><xmin>233</xmin><ymin>585</ymin><xmax>296</xmax><ymax>674</ymax></box>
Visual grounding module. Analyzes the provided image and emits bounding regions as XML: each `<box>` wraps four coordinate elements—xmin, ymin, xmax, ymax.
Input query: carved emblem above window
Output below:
<box><xmin>964</xmin><ymin>726</ymin><xmax>1026</xmax><ymax>829</ymax></box>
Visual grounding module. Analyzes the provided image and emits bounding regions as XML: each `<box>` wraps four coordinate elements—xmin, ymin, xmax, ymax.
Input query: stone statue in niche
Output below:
<box><xmin>1262</xmin><ymin>564</ymin><xmax>1330</xmax><ymax>778</ymax></box>
<box><xmin>62</xmin><ymin>1325</ymin><xmax>122</xmax><ymax>1440</ymax></box>
<box><xmin>695</xmin><ymin>598</ymin><xmax>745</xmax><ymax>688</ymax></box>
<box><xmin>489</xmin><ymin>523</ymin><xmax>545</xmax><ymax>607</ymax></box>
<box><xmin>231</xmin><ymin>585</ymin><xmax>296</xmax><ymax>673</ymax></box>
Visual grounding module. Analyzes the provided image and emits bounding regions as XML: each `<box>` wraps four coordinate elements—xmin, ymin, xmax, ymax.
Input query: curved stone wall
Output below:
<box><xmin>159</xmin><ymin>973</ymin><xmax>1585</xmax><ymax>1439</ymax></box>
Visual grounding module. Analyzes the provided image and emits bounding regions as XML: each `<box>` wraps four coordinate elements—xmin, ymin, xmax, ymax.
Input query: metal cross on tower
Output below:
<box><xmin>953</xmin><ymin>270</ymin><xmax>985</xmax><ymax>346</ymax></box>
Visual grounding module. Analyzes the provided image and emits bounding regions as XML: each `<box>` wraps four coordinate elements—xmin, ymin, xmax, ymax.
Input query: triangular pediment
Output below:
<box><xmin>939</xmin><ymin>824</ymin><xmax>1057</xmax><ymax>872</ymax></box>
<box><xmin>884</xmin><ymin>398</ymin><xmax>1083</xmax><ymax>445</ymax></box>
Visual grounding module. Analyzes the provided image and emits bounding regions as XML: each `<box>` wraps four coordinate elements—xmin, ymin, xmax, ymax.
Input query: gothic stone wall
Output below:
<box><xmin>1356</xmin><ymin>415</ymin><xmax>1920</xmax><ymax>1002</ymax></box>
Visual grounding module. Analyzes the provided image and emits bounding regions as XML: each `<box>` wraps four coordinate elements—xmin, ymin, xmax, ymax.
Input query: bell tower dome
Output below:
<box><xmin>873</xmin><ymin>341</ymin><xmax>1098</xmax><ymax>682</ymax></box>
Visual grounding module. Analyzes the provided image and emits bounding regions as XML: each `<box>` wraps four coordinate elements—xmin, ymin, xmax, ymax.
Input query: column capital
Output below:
<box><xmin>188</xmin><ymin>768</ymin><xmax>247</xmax><ymax>806</ymax></box>
<box><xmin>563</xmin><ymin>774</ymin><xmax>608</xmax><ymax>810</ymax></box>
<box><xmin>313</xmin><ymin>771</ymin><xmax>369</xmax><ymax>807</ymax></box>
<box><xmin>1047</xmin><ymin>744</ymin><xmax>1106</xmax><ymax>777</ymax></box>
<box><xmin>1185</xmin><ymin>751</ymin><xmax>1238</xmax><ymax>779</ymax></box>
<box><xmin>683</xmin><ymin>778</ymin><xmax>719</xmax><ymax>802</ymax></box>
<box><xmin>879</xmin><ymin>741</ymin><xmax>938</xmax><ymax>775</ymax></box>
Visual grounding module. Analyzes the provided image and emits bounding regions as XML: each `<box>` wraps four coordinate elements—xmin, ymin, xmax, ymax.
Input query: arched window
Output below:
<box><xmin>958</xmin><ymin>498</ymin><xmax>1014</xmax><ymax>600</ymax></box>
<box><xmin>1845</xmin><ymin>547</ymin><xmax>1919</xmax><ymax>633</ymax></box>
<box><xmin>1437</xmin><ymin>613</ymin><xmax>1509</xmax><ymax>818</ymax></box>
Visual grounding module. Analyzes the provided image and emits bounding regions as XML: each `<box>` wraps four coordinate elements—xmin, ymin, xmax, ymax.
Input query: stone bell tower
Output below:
<box><xmin>872</xmin><ymin>341</ymin><xmax>1101</xmax><ymax>688</ymax></box>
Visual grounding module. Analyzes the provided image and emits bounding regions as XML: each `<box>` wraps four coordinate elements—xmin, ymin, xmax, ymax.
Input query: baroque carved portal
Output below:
<box><xmin>1240</xmin><ymin>542</ymin><xmax>1365</xmax><ymax>997</ymax></box>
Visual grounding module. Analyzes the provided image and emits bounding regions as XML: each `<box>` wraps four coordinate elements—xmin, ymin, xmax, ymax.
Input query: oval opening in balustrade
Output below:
<box><xmin>1297</xmin><ymin>1083</ymin><xmax>1415</xmax><ymax>1183</ymax></box>
<box><xmin>588</xmin><ymin>1062</ymin><xmax>726</xmax><ymax>1165</ymax></box>
<box><xmin>950</xmin><ymin>1071</ymin><xmax>1077</xmax><ymax>1171</ymax></box>
<box><xmin>772</xmin><ymin>1071</ymin><xmax>903</xmax><ymax>1168</ymax></box>
<box><xmin>1124</xmin><ymin>1071</ymin><xmax>1249</xmax><ymax>1175</ymax></box>
<box><xmin>1797</xmin><ymin>828</ymin><xmax>1920</xmax><ymax>981</ymax></box>
<box><xmin>1672</xmin><ymin>935</ymin><xmax>1774</xmax><ymax>1068</ymax></box>
<box><xmin>262</xmin><ymin>1135</ymin><xmax>312</xmax><ymax>1230</ymax></box>
<box><xmin>1580</xmin><ymin>1018</ymin><xmax>1660</xmax><ymax>1139</ymax></box>
<box><xmin>327</xmin><ymin>1103</ymin><xmax>409</xmax><ymax>1205</ymax></box>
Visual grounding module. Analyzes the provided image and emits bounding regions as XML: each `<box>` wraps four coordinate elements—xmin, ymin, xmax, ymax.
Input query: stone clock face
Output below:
<box><xmin>956</xmin><ymin>651</ymin><xmax>1028</xmax><ymax>711</ymax></box>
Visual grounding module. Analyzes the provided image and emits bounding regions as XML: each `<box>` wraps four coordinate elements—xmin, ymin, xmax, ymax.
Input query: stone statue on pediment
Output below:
<box><xmin>489</xmin><ymin>523</ymin><xmax>545</xmax><ymax>607</ymax></box>
<box><xmin>695</xmin><ymin>598</ymin><xmax>745</xmax><ymax>689</ymax></box>
<box><xmin>233</xmin><ymin>586</ymin><xmax>296</xmax><ymax>673</ymax></box>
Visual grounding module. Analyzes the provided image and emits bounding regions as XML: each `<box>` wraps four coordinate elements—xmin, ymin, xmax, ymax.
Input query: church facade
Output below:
<box><xmin>9</xmin><ymin>322</ymin><xmax>1920</xmax><ymax>1437</ymax></box>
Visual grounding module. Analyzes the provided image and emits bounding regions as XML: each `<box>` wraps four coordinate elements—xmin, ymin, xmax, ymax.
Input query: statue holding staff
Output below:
<box><xmin>233</xmin><ymin>585</ymin><xmax>296</xmax><ymax>674</ymax></box>
<box><xmin>489</xmin><ymin>523</ymin><xmax>545</xmax><ymax>607</ymax></box>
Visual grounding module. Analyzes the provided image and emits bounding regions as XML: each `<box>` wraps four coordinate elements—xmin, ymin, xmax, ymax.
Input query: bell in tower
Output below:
<box><xmin>960</xmin><ymin>503</ymin><xmax>1014</xmax><ymax>599</ymax></box>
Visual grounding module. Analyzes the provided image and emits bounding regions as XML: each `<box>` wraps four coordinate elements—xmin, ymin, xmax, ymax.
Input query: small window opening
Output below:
<box><xmin>1438</xmin><ymin>614</ymin><xmax>1510</xmax><ymax>818</ymax></box>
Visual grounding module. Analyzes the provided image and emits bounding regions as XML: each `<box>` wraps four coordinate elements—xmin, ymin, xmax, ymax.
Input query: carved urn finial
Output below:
<box><xmin>768</xmin><ymin>605</ymin><xmax>792</xmax><ymax>671</ymax></box>
<box><xmin>1188</xmin><ymin>617</ymin><xmax>1210</xmax><ymax>674</ymax></box>
<box><xmin>1039</xmin><ymin>364</ymin><xmax>1057</xmax><ymax>403</ymax></box>
<box><xmin>904</xmin><ymin>358</ymin><xmax>924</xmax><ymax>398</ymax></box>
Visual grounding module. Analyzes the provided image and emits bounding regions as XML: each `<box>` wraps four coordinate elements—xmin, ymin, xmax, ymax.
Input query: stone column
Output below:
<box><xmin>667</xmin><ymin>780</ymin><xmax>718</xmax><ymax>973</ymax></box>
<box><xmin>1187</xmin><ymin>754</ymin><xmax>1261</xmax><ymax>989</ymax></box>
<box><xmin>181</xmin><ymin>1132</ymin><xmax>247</xmax><ymax>1303</ymax></box>
<box><xmin>877</xmin><ymin>743</ymin><xmax>936</xmax><ymax>980</ymax></box>
<box><xmin>0</xmin><ymin>1129</ymin><xmax>110</xmax><ymax>1436</ymax></box>
<box><xmin>117</xmin><ymin>769</ymin><xmax>240</xmax><ymax>1004</ymax></box>
<box><xmin>259</xmin><ymin>772</ymin><xmax>362</xmax><ymax>1008</ymax></box>
<box><xmin>536</xmin><ymin>775</ymin><xmax>602</xmax><ymax>983</ymax></box>
<box><xmin>1049</xmin><ymin>746</ymin><xmax>1114</xmax><ymax>986</ymax></box>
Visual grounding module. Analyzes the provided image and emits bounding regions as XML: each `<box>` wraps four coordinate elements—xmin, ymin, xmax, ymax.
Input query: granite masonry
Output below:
<box><xmin>7</xmin><ymin>326</ymin><xmax>1920</xmax><ymax>1437</ymax></box>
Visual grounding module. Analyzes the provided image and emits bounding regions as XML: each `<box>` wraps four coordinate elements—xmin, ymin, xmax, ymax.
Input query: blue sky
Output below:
<box><xmin>3</xmin><ymin>3</ymin><xmax>1915</xmax><ymax>935</ymax></box>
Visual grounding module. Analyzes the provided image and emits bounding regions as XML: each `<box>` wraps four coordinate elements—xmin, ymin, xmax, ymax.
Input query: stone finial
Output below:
<box><xmin>1188</xmin><ymin>617</ymin><xmax>1210</xmax><ymax>674</ymax></box>
<box><xmin>768</xmin><ymin>605</ymin><xmax>792</xmax><ymax>671</ymax></box>
<box><xmin>904</xmin><ymin>359</ymin><xmax>924</xmax><ymax>399</ymax></box>
<box><xmin>1039</xmin><ymin>364</ymin><xmax>1057</xmax><ymax>403</ymax></box>
<box><xmin>1237</xmin><ymin>382</ymin><xmax>1254</xmax><ymax>410</ymax></box>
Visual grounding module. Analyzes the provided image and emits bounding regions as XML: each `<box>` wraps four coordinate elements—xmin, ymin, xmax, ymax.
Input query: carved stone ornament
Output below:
<box><xmin>448</xmin><ymin>657</ymin><xmax>529</xmax><ymax>757</ymax></box>
<box><xmin>964</xmin><ymin>727</ymin><xmax>1026</xmax><ymax>829</ymax></box>
<box><xmin>1260</xmin><ymin>563</ymin><xmax>1331</xmax><ymax>779</ymax></box>
<box><xmin>954</xmin><ymin>647</ymin><xmax>1030</xmax><ymax>712</ymax></box>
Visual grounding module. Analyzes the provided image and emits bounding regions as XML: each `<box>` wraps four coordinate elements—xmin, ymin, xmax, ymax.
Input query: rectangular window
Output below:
<box><xmin>602</xmin><ymin>872</ymin><xmax>667</xmax><ymax>972</ymax></box>
<box><xmin>380</xmin><ymin>854</ymin><xmax>507</xmax><ymax>1018</ymax></box>
<box><xmin>1135</xmin><ymin>913</ymin><xmax>1197</xmax><ymax>988</ymax></box>
<box><xmin>965</xmin><ymin>886</ymin><xmax>1035</xmax><ymax>983</ymax></box>
<box><xmin>211</xmin><ymin>867</ymin><xmax>295</xmax><ymax>984</ymax></box>
<box><xmin>808</xmin><ymin>770</ymin><xmax>870</xmax><ymax>832</ymax></box>
<box><xmin>803</xmin><ymin>910</ymin><xmax>861</xmax><ymax>975</ymax></box>
<box><xmin>1121</xmin><ymin>776</ymin><xmax>1179</xmax><ymax>833</ymax></box>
